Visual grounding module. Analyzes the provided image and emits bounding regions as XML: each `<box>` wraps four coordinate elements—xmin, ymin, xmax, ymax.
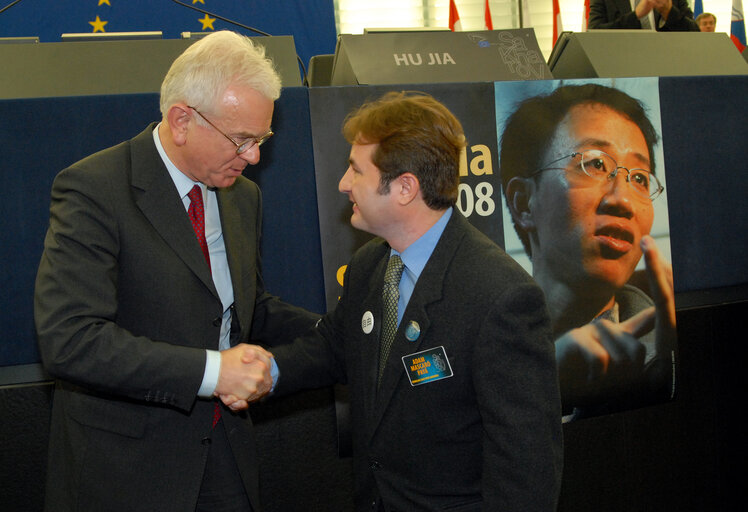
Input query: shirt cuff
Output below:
<box><xmin>270</xmin><ymin>357</ymin><xmax>280</xmax><ymax>392</ymax></box>
<box><xmin>198</xmin><ymin>349</ymin><xmax>221</xmax><ymax>398</ymax></box>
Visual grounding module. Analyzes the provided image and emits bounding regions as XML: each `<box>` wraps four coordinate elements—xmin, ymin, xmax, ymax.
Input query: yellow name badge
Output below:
<box><xmin>402</xmin><ymin>346</ymin><xmax>453</xmax><ymax>386</ymax></box>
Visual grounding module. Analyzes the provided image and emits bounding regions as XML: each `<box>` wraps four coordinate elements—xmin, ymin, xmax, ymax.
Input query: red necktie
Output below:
<box><xmin>187</xmin><ymin>185</ymin><xmax>221</xmax><ymax>427</ymax></box>
<box><xmin>187</xmin><ymin>185</ymin><xmax>211</xmax><ymax>270</ymax></box>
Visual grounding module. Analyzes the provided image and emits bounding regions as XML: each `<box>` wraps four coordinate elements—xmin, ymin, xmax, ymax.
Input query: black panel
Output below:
<box><xmin>332</xmin><ymin>30</ymin><xmax>551</xmax><ymax>85</ymax></box>
<box><xmin>0</xmin><ymin>37</ymin><xmax>301</xmax><ymax>99</ymax></box>
<box><xmin>659</xmin><ymin>76</ymin><xmax>748</xmax><ymax>299</ymax></box>
<box><xmin>550</xmin><ymin>31</ymin><xmax>748</xmax><ymax>78</ymax></box>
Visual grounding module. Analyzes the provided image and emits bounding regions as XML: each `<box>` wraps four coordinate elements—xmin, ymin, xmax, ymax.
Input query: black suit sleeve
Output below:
<box><xmin>270</xmin><ymin>276</ymin><xmax>350</xmax><ymax>395</ymax></box>
<box><xmin>589</xmin><ymin>0</ymin><xmax>642</xmax><ymax>29</ymax></box>
<box><xmin>589</xmin><ymin>0</ymin><xmax>698</xmax><ymax>30</ymax></box>
<box><xmin>474</xmin><ymin>281</ymin><xmax>563</xmax><ymax>510</ymax></box>
<box><xmin>34</xmin><ymin>163</ymin><xmax>206</xmax><ymax>412</ymax></box>
<box><xmin>660</xmin><ymin>0</ymin><xmax>699</xmax><ymax>31</ymax></box>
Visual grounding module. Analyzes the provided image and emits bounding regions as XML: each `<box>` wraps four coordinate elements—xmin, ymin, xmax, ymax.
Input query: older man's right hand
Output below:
<box><xmin>214</xmin><ymin>343</ymin><xmax>274</xmax><ymax>411</ymax></box>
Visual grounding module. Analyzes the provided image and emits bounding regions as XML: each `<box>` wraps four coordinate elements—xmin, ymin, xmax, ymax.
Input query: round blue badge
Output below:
<box><xmin>405</xmin><ymin>321</ymin><xmax>421</xmax><ymax>341</ymax></box>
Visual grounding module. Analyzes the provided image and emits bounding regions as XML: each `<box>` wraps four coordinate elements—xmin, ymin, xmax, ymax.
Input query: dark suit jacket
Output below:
<box><xmin>34</xmin><ymin>123</ymin><xmax>317</xmax><ymax>512</ymax></box>
<box><xmin>273</xmin><ymin>212</ymin><xmax>563</xmax><ymax>511</ymax></box>
<box><xmin>589</xmin><ymin>0</ymin><xmax>699</xmax><ymax>31</ymax></box>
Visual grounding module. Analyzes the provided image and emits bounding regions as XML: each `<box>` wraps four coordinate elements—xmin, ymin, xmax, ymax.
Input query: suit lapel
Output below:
<box><xmin>130</xmin><ymin>124</ymin><xmax>218</xmax><ymax>299</ymax></box>
<box><xmin>370</xmin><ymin>212</ymin><xmax>467</xmax><ymax>429</ymax></box>
<box><xmin>360</xmin><ymin>253</ymin><xmax>388</xmax><ymax>425</ymax></box>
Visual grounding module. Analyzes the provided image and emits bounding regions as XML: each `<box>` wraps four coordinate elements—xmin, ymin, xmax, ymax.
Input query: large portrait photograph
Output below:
<box><xmin>495</xmin><ymin>78</ymin><xmax>677</xmax><ymax>421</ymax></box>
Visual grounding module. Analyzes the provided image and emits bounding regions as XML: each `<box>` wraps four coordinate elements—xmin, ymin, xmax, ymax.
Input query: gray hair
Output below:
<box><xmin>159</xmin><ymin>30</ymin><xmax>281</xmax><ymax>117</ymax></box>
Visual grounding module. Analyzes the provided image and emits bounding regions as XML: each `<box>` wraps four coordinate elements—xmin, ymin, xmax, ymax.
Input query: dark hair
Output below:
<box><xmin>499</xmin><ymin>84</ymin><xmax>659</xmax><ymax>254</ymax></box>
<box><xmin>342</xmin><ymin>91</ymin><xmax>466</xmax><ymax>210</ymax></box>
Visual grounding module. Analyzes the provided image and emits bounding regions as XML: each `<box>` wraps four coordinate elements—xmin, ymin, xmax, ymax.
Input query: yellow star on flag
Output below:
<box><xmin>199</xmin><ymin>14</ymin><xmax>215</xmax><ymax>30</ymax></box>
<box><xmin>89</xmin><ymin>16</ymin><xmax>108</xmax><ymax>33</ymax></box>
<box><xmin>193</xmin><ymin>0</ymin><xmax>206</xmax><ymax>4</ymax></box>
<box><xmin>98</xmin><ymin>0</ymin><xmax>111</xmax><ymax>6</ymax></box>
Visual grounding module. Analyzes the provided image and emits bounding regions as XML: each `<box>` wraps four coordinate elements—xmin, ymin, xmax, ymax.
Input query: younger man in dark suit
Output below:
<box><xmin>34</xmin><ymin>31</ymin><xmax>317</xmax><ymax>512</ymax></box>
<box><xmin>254</xmin><ymin>92</ymin><xmax>563</xmax><ymax>511</ymax></box>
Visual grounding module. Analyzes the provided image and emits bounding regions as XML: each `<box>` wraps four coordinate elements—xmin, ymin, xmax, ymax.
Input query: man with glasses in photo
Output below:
<box><xmin>34</xmin><ymin>31</ymin><xmax>318</xmax><ymax>511</ymax></box>
<box><xmin>500</xmin><ymin>84</ymin><xmax>676</xmax><ymax>421</ymax></box>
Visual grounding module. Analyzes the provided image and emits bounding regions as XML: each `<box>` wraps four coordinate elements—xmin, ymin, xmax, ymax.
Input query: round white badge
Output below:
<box><xmin>361</xmin><ymin>311</ymin><xmax>374</xmax><ymax>334</ymax></box>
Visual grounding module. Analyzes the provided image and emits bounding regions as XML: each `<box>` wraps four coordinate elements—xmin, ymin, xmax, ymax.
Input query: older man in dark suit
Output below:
<box><xmin>34</xmin><ymin>31</ymin><xmax>317</xmax><ymax>512</ymax></box>
<box><xmin>589</xmin><ymin>0</ymin><xmax>699</xmax><ymax>31</ymax></box>
<box><xmin>258</xmin><ymin>92</ymin><xmax>562</xmax><ymax>511</ymax></box>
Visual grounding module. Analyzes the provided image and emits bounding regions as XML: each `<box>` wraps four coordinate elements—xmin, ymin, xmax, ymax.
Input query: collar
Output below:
<box><xmin>391</xmin><ymin>207</ymin><xmax>453</xmax><ymax>279</ymax></box>
<box><xmin>152</xmin><ymin>122</ymin><xmax>203</xmax><ymax>198</ymax></box>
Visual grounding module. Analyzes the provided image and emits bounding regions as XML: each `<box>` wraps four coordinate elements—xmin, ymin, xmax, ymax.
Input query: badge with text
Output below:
<box><xmin>402</xmin><ymin>346</ymin><xmax>453</xmax><ymax>386</ymax></box>
<box><xmin>361</xmin><ymin>311</ymin><xmax>374</xmax><ymax>334</ymax></box>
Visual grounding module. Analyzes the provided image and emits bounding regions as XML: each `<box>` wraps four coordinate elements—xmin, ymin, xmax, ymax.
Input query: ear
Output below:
<box><xmin>394</xmin><ymin>172</ymin><xmax>420</xmax><ymax>206</ymax></box>
<box><xmin>505</xmin><ymin>176</ymin><xmax>536</xmax><ymax>232</ymax></box>
<box><xmin>165</xmin><ymin>104</ymin><xmax>192</xmax><ymax>147</ymax></box>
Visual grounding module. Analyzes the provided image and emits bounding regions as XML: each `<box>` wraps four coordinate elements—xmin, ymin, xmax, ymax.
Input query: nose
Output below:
<box><xmin>339</xmin><ymin>166</ymin><xmax>353</xmax><ymax>194</ymax></box>
<box><xmin>239</xmin><ymin>144</ymin><xmax>260</xmax><ymax>165</ymax></box>
<box><xmin>599</xmin><ymin>168</ymin><xmax>635</xmax><ymax>217</ymax></box>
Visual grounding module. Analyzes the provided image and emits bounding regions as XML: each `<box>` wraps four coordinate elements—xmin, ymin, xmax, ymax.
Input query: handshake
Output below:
<box><xmin>214</xmin><ymin>343</ymin><xmax>275</xmax><ymax>411</ymax></box>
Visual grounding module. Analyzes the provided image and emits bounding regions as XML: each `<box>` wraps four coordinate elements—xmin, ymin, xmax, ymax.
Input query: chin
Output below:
<box><xmin>584</xmin><ymin>262</ymin><xmax>635</xmax><ymax>292</ymax></box>
<box><xmin>216</xmin><ymin>176</ymin><xmax>239</xmax><ymax>189</ymax></box>
<box><xmin>349</xmin><ymin>216</ymin><xmax>365</xmax><ymax>231</ymax></box>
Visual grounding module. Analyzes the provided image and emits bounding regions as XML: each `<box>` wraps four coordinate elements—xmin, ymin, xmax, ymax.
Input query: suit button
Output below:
<box><xmin>212</xmin><ymin>317</ymin><xmax>222</xmax><ymax>327</ymax></box>
<box><xmin>369</xmin><ymin>460</ymin><xmax>381</xmax><ymax>471</ymax></box>
<box><xmin>201</xmin><ymin>437</ymin><xmax>211</xmax><ymax>445</ymax></box>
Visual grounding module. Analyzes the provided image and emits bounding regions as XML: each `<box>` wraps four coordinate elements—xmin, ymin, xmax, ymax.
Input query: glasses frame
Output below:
<box><xmin>531</xmin><ymin>149</ymin><xmax>664</xmax><ymax>201</ymax></box>
<box><xmin>189</xmin><ymin>106</ymin><xmax>273</xmax><ymax>155</ymax></box>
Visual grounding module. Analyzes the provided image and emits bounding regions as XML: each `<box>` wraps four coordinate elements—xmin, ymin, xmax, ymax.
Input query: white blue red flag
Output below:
<box><xmin>732</xmin><ymin>0</ymin><xmax>747</xmax><ymax>52</ymax></box>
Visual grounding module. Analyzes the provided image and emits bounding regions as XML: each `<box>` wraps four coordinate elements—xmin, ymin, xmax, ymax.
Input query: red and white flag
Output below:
<box><xmin>552</xmin><ymin>0</ymin><xmax>564</xmax><ymax>46</ymax></box>
<box><xmin>449</xmin><ymin>0</ymin><xmax>462</xmax><ymax>31</ymax></box>
<box><xmin>582</xmin><ymin>0</ymin><xmax>590</xmax><ymax>31</ymax></box>
<box><xmin>485</xmin><ymin>0</ymin><xmax>494</xmax><ymax>30</ymax></box>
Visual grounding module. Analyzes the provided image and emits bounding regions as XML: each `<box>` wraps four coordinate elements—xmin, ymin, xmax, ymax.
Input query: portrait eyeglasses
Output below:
<box><xmin>189</xmin><ymin>106</ymin><xmax>273</xmax><ymax>155</ymax></box>
<box><xmin>531</xmin><ymin>149</ymin><xmax>664</xmax><ymax>201</ymax></box>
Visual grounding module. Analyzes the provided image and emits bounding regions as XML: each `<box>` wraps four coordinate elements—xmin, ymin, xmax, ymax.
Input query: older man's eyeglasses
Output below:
<box><xmin>531</xmin><ymin>149</ymin><xmax>664</xmax><ymax>201</ymax></box>
<box><xmin>189</xmin><ymin>106</ymin><xmax>273</xmax><ymax>155</ymax></box>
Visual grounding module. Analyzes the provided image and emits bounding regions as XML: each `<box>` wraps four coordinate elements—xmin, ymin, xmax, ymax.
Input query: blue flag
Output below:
<box><xmin>693</xmin><ymin>0</ymin><xmax>703</xmax><ymax>18</ymax></box>
<box><xmin>0</xmin><ymin>0</ymin><xmax>335</xmax><ymax>67</ymax></box>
